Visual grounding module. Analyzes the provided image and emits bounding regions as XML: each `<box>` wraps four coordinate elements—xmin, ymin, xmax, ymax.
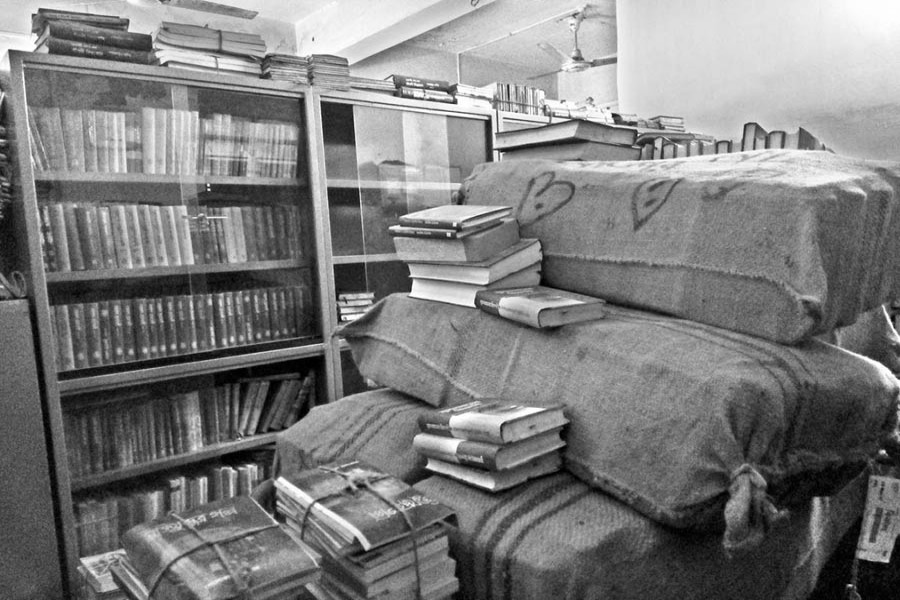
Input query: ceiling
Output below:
<box><xmin>0</xmin><ymin>0</ymin><xmax>616</xmax><ymax>78</ymax></box>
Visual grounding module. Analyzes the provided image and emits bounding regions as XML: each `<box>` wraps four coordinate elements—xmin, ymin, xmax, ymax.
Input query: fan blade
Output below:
<box><xmin>528</xmin><ymin>68</ymin><xmax>564</xmax><ymax>80</ymax></box>
<box><xmin>537</xmin><ymin>41</ymin><xmax>571</xmax><ymax>62</ymax></box>
<box><xmin>588</xmin><ymin>53</ymin><xmax>618</xmax><ymax>68</ymax></box>
<box><xmin>160</xmin><ymin>0</ymin><xmax>258</xmax><ymax>19</ymax></box>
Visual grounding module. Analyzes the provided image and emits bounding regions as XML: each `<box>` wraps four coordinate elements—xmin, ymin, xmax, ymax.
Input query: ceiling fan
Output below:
<box><xmin>530</xmin><ymin>7</ymin><xmax>616</xmax><ymax>79</ymax></box>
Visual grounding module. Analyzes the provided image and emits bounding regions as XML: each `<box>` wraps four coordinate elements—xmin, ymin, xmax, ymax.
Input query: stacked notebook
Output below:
<box><xmin>414</xmin><ymin>400</ymin><xmax>568</xmax><ymax>492</ymax></box>
<box><xmin>275</xmin><ymin>460</ymin><xmax>459</xmax><ymax>600</ymax></box>
<box><xmin>153</xmin><ymin>21</ymin><xmax>265</xmax><ymax>76</ymax></box>
<box><xmin>390</xmin><ymin>205</ymin><xmax>542</xmax><ymax>307</ymax></box>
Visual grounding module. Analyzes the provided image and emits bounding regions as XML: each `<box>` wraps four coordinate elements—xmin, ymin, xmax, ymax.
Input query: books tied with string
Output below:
<box><xmin>153</xmin><ymin>22</ymin><xmax>265</xmax><ymax>76</ymax></box>
<box><xmin>110</xmin><ymin>495</ymin><xmax>321</xmax><ymax>600</ymax></box>
<box><xmin>275</xmin><ymin>460</ymin><xmax>459</xmax><ymax>600</ymax></box>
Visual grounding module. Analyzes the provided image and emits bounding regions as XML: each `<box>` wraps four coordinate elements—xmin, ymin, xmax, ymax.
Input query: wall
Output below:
<box><xmin>617</xmin><ymin>0</ymin><xmax>900</xmax><ymax>159</ymax></box>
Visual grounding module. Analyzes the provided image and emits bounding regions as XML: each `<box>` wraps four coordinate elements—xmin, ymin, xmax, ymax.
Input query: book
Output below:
<box><xmin>80</xmin><ymin>548</ymin><xmax>128</xmax><ymax>595</ymax></box>
<box><xmin>398</xmin><ymin>204</ymin><xmax>512</xmax><ymax>230</ymax></box>
<box><xmin>274</xmin><ymin>460</ymin><xmax>456</xmax><ymax>554</ymax></box>
<box><xmin>783</xmin><ymin>126</ymin><xmax>827</xmax><ymax>150</ymax></box>
<box><xmin>765</xmin><ymin>129</ymin><xmax>786</xmax><ymax>149</ymax></box>
<box><xmin>474</xmin><ymin>285</ymin><xmax>607</xmax><ymax>328</ymax></box>
<box><xmin>387</xmin><ymin>219</ymin><xmax>502</xmax><ymax>240</ymax></box>
<box><xmin>31</xmin><ymin>8</ymin><xmax>129</xmax><ymax>34</ymax></box>
<box><xmin>389</xmin><ymin>74</ymin><xmax>452</xmax><ymax>92</ymax></box>
<box><xmin>501</xmin><ymin>139</ymin><xmax>642</xmax><ymax>161</ymax></box>
<box><xmin>394</xmin><ymin>86</ymin><xmax>456</xmax><ymax>104</ymax></box>
<box><xmin>741</xmin><ymin>121</ymin><xmax>768</xmax><ymax>151</ymax></box>
<box><xmin>120</xmin><ymin>496</ymin><xmax>320</xmax><ymax>600</ymax></box>
<box><xmin>417</xmin><ymin>399</ymin><xmax>568</xmax><ymax>444</ymax></box>
<box><xmin>494</xmin><ymin>119</ymin><xmax>638</xmax><ymax>152</ymax></box>
<box><xmin>405</xmin><ymin>238</ymin><xmax>542</xmax><ymax>285</ymax></box>
<box><xmin>413</xmin><ymin>427</ymin><xmax>565</xmax><ymax>471</ymax></box>
<box><xmin>36</xmin><ymin>37</ymin><xmax>156</xmax><ymax>65</ymax></box>
<box><xmin>408</xmin><ymin>263</ymin><xmax>541</xmax><ymax>308</ymax></box>
<box><xmin>424</xmin><ymin>451</ymin><xmax>563</xmax><ymax>492</ymax></box>
<box><xmin>35</xmin><ymin>21</ymin><xmax>152</xmax><ymax>51</ymax></box>
<box><xmin>392</xmin><ymin>217</ymin><xmax>520</xmax><ymax>263</ymax></box>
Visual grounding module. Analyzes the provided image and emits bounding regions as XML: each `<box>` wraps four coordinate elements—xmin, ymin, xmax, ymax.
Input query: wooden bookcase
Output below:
<box><xmin>6</xmin><ymin>51</ymin><xmax>496</xmax><ymax>595</ymax></box>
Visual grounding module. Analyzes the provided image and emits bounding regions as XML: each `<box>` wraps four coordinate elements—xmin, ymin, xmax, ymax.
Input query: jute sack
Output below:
<box><xmin>416</xmin><ymin>470</ymin><xmax>866</xmax><ymax>600</ymax></box>
<box><xmin>339</xmin><ymin>294</ymin><xmax>900</xmax><ymax>549</ymax></box>
<box><xmin>275</xmin><ymin>388</ymin><xmax>430</xmax><ymax>482</ymax></box>
<box><xmin>456</xmin><ymin>150</ymin><xmax>900</xmax><ymax>344</ymax></box>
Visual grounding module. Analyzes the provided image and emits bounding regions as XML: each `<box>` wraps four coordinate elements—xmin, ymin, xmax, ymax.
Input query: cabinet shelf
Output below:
<box><xmin>34</xmin><ymin>171</ymin><xmax>305</xmax><ymax>187</ymax></box>
<box><xmin>45</xmin><ymin>259</ymin><xmax>310</xmax><ymax>283</ymax></box>
<box><xmin>69</xmin><ymin>432</ymin><xmax>278</xmax><ymax>492</ymax></box>
<box><xmin>327</xmin><ymin>178</ymin><xmax>461</xmax><ymax>191</ymax></box>
<box><xmin>331</xmin><ymin>253</ymin><xmax>399</xmax><ymax>265</ymax></box>
<box><xmin>58</xmin><ymin>342</ymin><xmax>325</xmax><ymax>395</ymax></box>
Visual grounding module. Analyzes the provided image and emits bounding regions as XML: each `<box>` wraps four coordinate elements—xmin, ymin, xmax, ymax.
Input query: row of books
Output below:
<box><xmin>51</xmin><ymin>285</ymin><xmax>312</xmax><ymax>371</ymax></box>
<box><xmin>38</xmin><ymin>201</ymin><xmax>305</xmax><ymax>273</ymax></box>
<box><xmin>29</xmin><ymin>105</ymin><xmax>300</xmax><ymax>177</ymax></box>
<box><xmin>31</xmin><ymin>8</ymin><xmax>155</xmax><ymax>66</ymax></box>
<box><xmin>276</xmin><ymin>460</ymin><xmax>459</xmax><ymax>600</ymax></box>
<box><xmin>64</xmin><ymin>372</ymin><xmax>315</xmax><ymax>478</ymax></box>
<box><xmin>414</xmin><ymin>399</ymin><xmax>568</xmax><ymax>492</ymax></box>
<box><xmin>74</xmin><ymin>452</ymin><xmax>272</xmax><ymax>557</ymax></box>
<box><xmin>153</xmin><ymin>21</ymin><xmax>267</xmax><ymax>77</ymax></box>
<box><xmin>0</xmin><ymin>87</ymin><xmax>9</xmax><ymax>221</ymax></box>
<box><xmin>336</xmin><ymin>291</ymin><xmax>375</xmax><ymax>322</ymax></box>
<box><xmin>636</xmin><ymin>122</ymin><xmax>827</xmax><ymax>160</ymax></box>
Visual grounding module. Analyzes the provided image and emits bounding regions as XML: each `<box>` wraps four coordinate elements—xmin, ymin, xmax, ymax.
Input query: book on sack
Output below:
<box><xmin>408</xmin><ymin>261</ymin><xmax>541</xmax><ymax>308</ymax></box>
<box><xmin>413</xmin><ymin>427</ymin><xmax>565</xmax><ymax>471</ymax></box>
<box><xmin>474</xmin><ymin>285</ymin><xmax>607</xmax><ymax>328</ymax></box>
<box><xmin>417</xmin><ymin>399</ymin><xmax>568</xmax><ymax>444</ymax></box>
<box><xmin>494</xmin><ymin>119</ymin><xmax>638</xmax><ymax>152</ymax></box>
<box><xmin>424</xmin><ymin>451</ymin><xmax>563</xmax><ymax>492</ymax></box>
<box><xmin>501</xmin><ymin>140</ymin><xmax>642</xmax><ymax>162</ymax></box>
<box><xmin>398</xmin><ymin>204</ymin><xmax>512</xmax><ymax>230</ymax></box>
<box><xmin>392</xmin><ymin>217</ymin><xmax>520</xmax><ymax>263</ymax></box>
<box><xmin>405</xmin><ymin>238</ymin><xmax>541</xmax><ymax>285</ymax></box>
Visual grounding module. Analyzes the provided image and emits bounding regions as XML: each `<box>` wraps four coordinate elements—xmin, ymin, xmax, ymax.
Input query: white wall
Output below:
<box><xmin>618</xmin><ymin>0</ymin><xmax>900</xmax><ymax>159</ymax></box>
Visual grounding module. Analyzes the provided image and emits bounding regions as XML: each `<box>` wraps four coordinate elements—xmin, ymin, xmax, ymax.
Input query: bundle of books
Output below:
<box><xmin>78</xmin><ymin>549</ymin><xmax>128</xmax><ymax>600</ymax></box>
<box><xmin>391</xmin><ymin>204</ymin><xmax>543</xmax><ymax>307</ymax></box>
<box><xmin>414</xmin><ymin>399</ymin><xmax>568</xmax><ymax>492</ymax></box>
<box><xmin>275</xmin><ymin>460</ymin><xmax>459</xmax><ymax>600</ymax></box>
<box><xmin>261</xmin><ymin>52</ymin><xmax>307</xmax><ymax>83</ymax></box>
<box><xmin>152</xmin><ymin>21</ymin><xmax>265</xmax><ymax>77</ymax></box>
<box><xmin>110</xmin><ymin>496</ymin><xmax>321</xmax><ymax>600</ymax></box>
<box><xmin>306</xmin><ymin>54</ymin><xmax>351</xmax><ymax>90</ymax></box>
<box><xmin>337</xmin><ymin>291</ymin><xmax>376</xmax><ymax>322</ymax></box>
<box><xmin>495</xmin><ymin>118</ymin><xmax>641</xmax><ymax>161</ymax></box>
<box><xmin>389</xmin><ymin>74</ymin><xmax>455</xmax><ymax>104</ymax></box>
<box><xmin>31</xmin><ymin>8</ymin><xmax>154</xmax><ymax>65</ymax></box>
<box><xmin>648</xmin><ymin>114</ymin><xmax>686</xmax><ymax>132</ymax></box>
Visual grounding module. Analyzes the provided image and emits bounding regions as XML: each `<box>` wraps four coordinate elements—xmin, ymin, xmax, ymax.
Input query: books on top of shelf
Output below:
<box><xmin>398</xmin><ymin>204</ymin><xmax>513</xmax><ymax>230</ymax></box>
<box><xmin>392</xmin><ymin>217</ymin><xmax>521</xmax><ymax>263</ymax></box>
<box><xmin>474</xmin><ymin>285</ymin><xmax>607</xmax><ymax>328</ymax></box>
<box><xmin>409</xmin><ymin>262</ymin><xmax>541</xmax><ymax>308</ymax></box>
<box><xmin>502</xmin><ymin>139</ymin><xmax>642</xmax><ymax>162</ymax></box>
<box><xmin>118</xmin><ymin>495</ymin><xmax>321</xmax><ymax>600</ymax></box>
<box><xmin>154</xmin><ymin>21</ymin><xmax>266</xmax><ymax>58</ymax></box>
<box><xmin>423</xmin><ymin>451</ymin><xmax>563</xmax><ymax>492</ymax></box>
<box><xmin>274</xmin><ymin>459</ymin><xmax>457</xmax><ymax>555</ymax></box>
<box><xmin>405</xmin><ymin>238</ymin><xmax>541</xmax><ymax>285</ymax></box>
<box><xmin>417</xmin><ymin>399</ymin><xmax>569</xmax><ymax>444</ymax></box>
<box><xmin>35</xmin><ymin>20</ymin><xmax>152</xmax><ymax>51</ymax></box>
<box><xmin>389</xmin><ymin>74</ymin><xmax>453</xmax><ymax>92</ymax></box>
<box><xmin>31</xmin><ymin>8</ymin><xmax>130</xmax><ymax>35</ymax></box>
<box><xmin>494</xmin><ymin>118</ymin><xmax>638</xmax><ymax>151</ymax></box>
<box><xmin>413</xmin><ymin>426</ymin><xmax>565</xmax><ymax>471</ymax></box>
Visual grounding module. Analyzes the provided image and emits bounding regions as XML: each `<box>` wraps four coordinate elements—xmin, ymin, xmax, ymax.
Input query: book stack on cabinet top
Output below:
<box><xmin>31</xmin><ymin>8</ymin><xmax>155</xmax><ymax>65</ymax></box>
<box><xmin>390</xmin><ymin>205</ymin><xmax>543</xmax><ymax>307</ymax></box>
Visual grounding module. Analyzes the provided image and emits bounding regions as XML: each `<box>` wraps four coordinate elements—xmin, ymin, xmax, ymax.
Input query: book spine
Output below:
<box><xmin>62</xmin><ymin>202</ymin><xmax>86</xmax><ymax>271</ymax></box>
<box><xmin>163</xmin><ymin>296</ymin><xmax>179</xmax><ymax>356</ymax></box>
<box><xmin>44</xmin><ymin>21</ymin><xmax>151</xmax><ymax>50</ymax></box>
<box><xmin>391</xmin><ymin>74</ymin><xmax>452</xmax><ymax>92</ymax></box>
<box><xmin>96</xmin><ymin>205</ymin><xmax>118</xmax><ymax>269</ymax></box>
<box><xmin>68</xmin><ymin>303</ymin><xmax>89</xmax><ymax>369</ymax></box>
<box><xmin>44</xmin><ymin>37</ymin><xmax>155</xmax><ymax>64</ymax></box>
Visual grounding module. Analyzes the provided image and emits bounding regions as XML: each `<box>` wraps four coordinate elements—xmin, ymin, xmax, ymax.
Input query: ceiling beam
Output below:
<box><xmin>294</xmin><ymin>0</ymin><xmax>497</xmax><ymax>64</ymax></box>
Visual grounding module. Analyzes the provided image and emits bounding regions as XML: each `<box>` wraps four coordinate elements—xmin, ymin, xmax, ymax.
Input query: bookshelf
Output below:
<box><xmin>314</xmin><ymin>88</ymin><xmax>493</xmax><ymax>397</ymax></box>
<box><xmin>6</xmin><ymin>51</ymin><xmax>333</xmax><ymax>595</ymax></box>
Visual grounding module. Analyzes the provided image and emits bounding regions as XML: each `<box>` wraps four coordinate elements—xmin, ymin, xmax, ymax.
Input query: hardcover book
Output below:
<box><xmin>408</xmin><ymin>263</ymin><xmax>541</xmax><ymax>308</ymax></box>
<box><xmin>398</xmin><ymin>204</ymin><xmax>512</xmax><ymax>230</ymax></box>
<box><xmin>501</xmin><ymin>139</ymin><xmax>642</xmax><ymax>162</ymax></box>
<box><xmin>412</xmin><ymin>427</ymin><xmax>565</xmax><ymax>471</ymax></box>
<box><xmin>494</xmin><ymin>119</ymin><xmax>638</xmax><ymax>152</ymax></box>
<box><xmin>474</xmin><ymin>285</ymin><xmax>607</xmax><ymax>328</ymax></box>
<box><xmin>392</xmin><ymin>217</ymin><xmax>520</xmax><ymax>263</ymax></box>
<box><xmin>274</xmin><ymin>460</ymin><xmax>456</xmax><ymax>554</ymax></box>
<box><xmin>405</xmin><ymin>238</ymin><xmax>542</xmax><ymax>285</ymax></box>
<box><xmin>417</xmin><ymin>399</ymin><xmax>568</xmax><ymax>444</ymax></box>
<box><xmin>424</xmin><ymin>451</ymin><xmax>563</xmax><ymax>492</ymax></box>
<box><xmin>120</xmin><ymin>495</ymin><xmax>321</xmax><ymax>600</ymax></box>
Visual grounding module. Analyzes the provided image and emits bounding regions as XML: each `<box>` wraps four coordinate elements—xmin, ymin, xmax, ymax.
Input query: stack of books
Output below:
<box><xmin>389</xmin><ymin>74</ymin><xmax>455</xmax><ymax>104</ymax></box>
<box><xmin>495</xmin><ymin>118</ymin><xmax>641</xmax><ymax>161</ymax></box>
<box><xmin>261</xmin><ymin>53</ymin><xmax>308</xmax><ymax>83</ymax></box>
<box><xmin>110</xmin><ymin>496</ymin><xmax>321</xmax><ymax>600</ymax></box>
<box><xmin>78</xmin><ymin>549</ymin><xmax>128</xmax><ymax>600</ymax></box>
<box><xmin>275</xmin><ymin>460</ymin><xmax>459</xmax><ymax>600</ymax></box>
<box><xmin>337</xmin><ymin>291</ymin><xmax>376</xmax><ymax>322</ymax></box>
<box><xmin>648</xmin><ymin>114</ymin><xmax>686</xmax><ymax>132</ymax></box>
<box><xmin>414</xmin><ymin>400</ymin><xmax>568</xmax><ymax>492</ymax></box>
<box><xmin>152</xmin><ymin>21</ymin><xmax>266</xmax><ymax>76</ymax></box>
<box><xmin>31</xmin><ymin>8</ymin><xmax>154</xmax><ymax>65</ymax></box>
<box><xmin>391</xmin><ymin>205</ymin><xmax>543</xmax><ymax>307</ymax></box>
<box><xmin>449</xmin><ymin>83</ymin><xmax>493</xmax><ymax>110</ymax></box>
<box><xmin>349</xmin><ymin>76</ymin><xmax>397</xmax><ymax>94</ymax></box>
<box><xmin>307</xmin><ymin>54</ymin><xmax>351</xmax><ymax>90</ymax></box>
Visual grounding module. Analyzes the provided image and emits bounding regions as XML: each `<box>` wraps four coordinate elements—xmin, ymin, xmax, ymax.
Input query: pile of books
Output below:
<box><xmin>337</xmin><ymin>291</ymin><xmax>375</xmax><ymax>322</ymax></box>
<box><xmin>391</xmin><ymin>204</ymin><xmax>543</xmax><ymax>307</ymax></box>
<box><xmin>494</xmin><ymin>118</ymin><xmax>641</xmax><ymax>161</ymax></box>
<box><xmin>261</xmin><ymin>52</ymin><xmax>307</xmax><ymax>83</ymax></box>
<box><xmin>110</xmin><ymin>496</ymin><xmax>321</xmax><ymax>600</ymax></box>
<box><xmin>31</xmin><ymin>8</ymin><xmax>154</xmax><ymax>65</ymax></box>
<box><xmin>648</xmin><ymin>114</ymin><xmax>686</xmax><ymax>132</ymax></box>
<box><xmin>349</xmin><ymin>75</ymin><xmax>397</xmax><ymax>94</ymax></box>
<box><xmin>275</xmin><ymin>460</ymin><xmax>459</xmax><ymax>600</ymax></box>
<box><xmin>448</xmin><ymin>82</ymin><xmax>492</xmax><ymax>110</ymax></box>
<box><xmin>306</xmin><ymin>54</ymin><xmax>351</xmax><ymax>90</ymax></box>
<box><xmin>414</xmin><ymin>399</ymin><xmax>568</xmax><ymax>492</ymax></box>
<box><xmin>152</xmin><ymin>21</ymin><xmax>266</xmax><ymax>77</ymax></box>
<box><xmin>78</xmin><ymin>549</ymin><xmax>128</xmax><ymax>600</ymax></box>
<box><xmin>389</xmin><ymin>74</ymin><xmax>455</xmax><ymax>104</ymax></box>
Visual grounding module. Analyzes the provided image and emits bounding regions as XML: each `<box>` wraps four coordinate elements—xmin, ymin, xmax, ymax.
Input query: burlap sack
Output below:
<box><xmin>456</xmin><ymin>150</ymin><xmax>900</xmax><ymax>344</ymax></box>
<box><xmin>417</xmin><ymin>470</ymin><xmax>866</xmax><ymax>600</ymax></box>
<box><xmin>275</xmin><ymin>388</ymin><xmax>429</xmax><ymax>482</ymax></box>
<box><xmin>831</xmin><ymin>304</ymin><xmax>900</xmax><ymax>375</ymax></box>
<box><xmin>339</xmin><ymin>294</ymin><xmax>899</xmax><ymax>548</ymax></box>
